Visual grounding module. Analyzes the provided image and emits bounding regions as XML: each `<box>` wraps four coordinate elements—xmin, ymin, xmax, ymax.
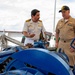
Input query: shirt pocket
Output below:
<box><xmin>67</xmin><ymin>23</ymin><xmax>73</xmax><ymax>31</ymax></box>
<box><xmin>38</xmin><ymin>26</ymin><xmax>42</xmax><ymax>31</ymax></box>
<box><xmin>28</xmin><ymin>25</ymin><xmax>34</xmax><ymax>32</ymax></box>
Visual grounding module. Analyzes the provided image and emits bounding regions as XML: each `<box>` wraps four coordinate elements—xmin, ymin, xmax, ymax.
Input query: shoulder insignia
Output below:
<box><xmin>39</xmin><ymin>20</ymin><xmax>42</xmax><ymax>22</ymax></box>
<box><xmin>26</xmin><ymin>19</ymin><xmax>31</xmax><ymax>22</ymax></box>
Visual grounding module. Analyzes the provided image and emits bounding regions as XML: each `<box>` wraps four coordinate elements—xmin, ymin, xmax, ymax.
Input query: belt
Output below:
<box><xmin>34</xmin><ymin>40</ymin><xmax>39</xmax><ymax>42</ymax></box>
<box><xmin>60</xmin><ymin>39</ymin><xmax>71</xmax><ymax>43</ymax></box>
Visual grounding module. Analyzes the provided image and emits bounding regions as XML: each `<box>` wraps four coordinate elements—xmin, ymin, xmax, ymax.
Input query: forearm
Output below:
<box><xmin>22</xmin><ymin>31</ymin><xmax>30</xmax><ymax>37</ymax></box>
<box><xmin>55</xmin><ymin>33</ymin><xmax>59</xmax><ymax>43</ymax></box>
<box><xmin>22</xmin><ymin>31</ymin><xmax>35</xmax><ymax>38</ymax></box>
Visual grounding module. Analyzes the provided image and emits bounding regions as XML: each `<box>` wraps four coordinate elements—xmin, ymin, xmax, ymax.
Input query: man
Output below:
<box><xmin>55</xmin><ymin>5</ymin><xmax>75</xmax><ymax>66</ymax></box>
<box><xmin>22</xmin><ymin>9</ymin><xmax>46</xmax><ymax>46</ymax></box>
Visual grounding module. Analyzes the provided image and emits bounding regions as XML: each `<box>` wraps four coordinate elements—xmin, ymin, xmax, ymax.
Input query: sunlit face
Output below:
<box><xmin>61</xmin><ymin>10</ymin><xmax>70</xmax><ymax>19</ymax></box>
<box><xmin>32</xmin><ymin>12</ymin><xmax>40</xmax><ymax>22</ymax></box>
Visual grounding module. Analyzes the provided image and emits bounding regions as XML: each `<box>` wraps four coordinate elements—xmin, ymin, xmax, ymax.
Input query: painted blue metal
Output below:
<box><xmin>70</xmin><ymin>38</ymin><xmax>75</xmax><ymax>49</ymax></box>
<box><xmin>1</xmin><ymin>67</ymin><xmax>44</xmax><ymax>75</ymax></box>
<box><xmin>11</xmin><ymin>48</ymin><xmax>73</xmax><ymax>75</ymax></box>
<box><xmin>34</xmin><ymin>41</ymin><xmax>46</xmax><ymax>49</ymax></box>
<box><xmin>0</xmin><ymin>46</ymin><xmax>74</xmax><ymax>75</ymax></box>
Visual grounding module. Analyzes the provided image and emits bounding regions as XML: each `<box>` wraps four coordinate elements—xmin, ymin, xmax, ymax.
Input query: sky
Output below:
<box><xmin>0</xmin><ymin>0</ymin><xmax>75</xmax><ymax>33</ymax></box>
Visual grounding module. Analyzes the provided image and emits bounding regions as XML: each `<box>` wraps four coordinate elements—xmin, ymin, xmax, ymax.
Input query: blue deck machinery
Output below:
<box><xmin>0</xmin><ymin>34</ymin><xmax>75</xmax><ymax>75</ymax></box>
<box><xmin>0</xmin><ymin>46</ymin><xmax>74</xmax><ymax>75</ymax></box>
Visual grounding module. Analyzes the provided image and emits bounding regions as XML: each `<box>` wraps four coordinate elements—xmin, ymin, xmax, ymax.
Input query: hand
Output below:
<box><xmin>29</xmin><ymin>34</ymin><xmax>35</xmax><ymax>38</ymax></box>
<box><xmin>43</xmin><ymin>38</ymin><xmax>47</xmax><ymax>42</ymax></box>
<box><xmin>70</xmin><ymin>47</ymin><xmax>75</xmax><ymax>52</ymax></box>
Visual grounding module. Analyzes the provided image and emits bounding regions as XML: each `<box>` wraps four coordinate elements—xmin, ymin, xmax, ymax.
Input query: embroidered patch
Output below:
<box><xmin>67</xmin><ymin>22</ymin><xmax>73</xmax><ymax>26</ymax></box>
<box><xmin>67</xmin><ymin>24</ymin><xmax>72</xmax><ymax>26</ymax></box>
<box><xmin>38</xmin><ymin>24</ymin><xmax>42</xmax><ymax>27</ymax></box>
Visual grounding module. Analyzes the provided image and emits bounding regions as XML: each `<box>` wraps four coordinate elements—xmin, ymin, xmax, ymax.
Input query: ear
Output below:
<box><xmin>68</xmin><ymin>10</ymin><xmax>70</xmax><ymax>13</ymax></box>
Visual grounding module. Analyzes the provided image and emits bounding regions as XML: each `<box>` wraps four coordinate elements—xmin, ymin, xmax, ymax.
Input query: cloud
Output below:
<box><xmin>0</xmin><ymin>0</ymin><xmax>75</xmax><ymax>33</ymax></box>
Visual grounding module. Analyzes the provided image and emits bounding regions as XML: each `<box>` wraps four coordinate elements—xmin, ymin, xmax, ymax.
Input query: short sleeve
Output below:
<box><xmin>23</xmin><ymin>21</ymin><xmax>28</xmax><ymax>32</ymax></box>
<box><xmin>55</xmin><ymin>21</ymin><xmax>60</xmax><ymax>34</ymax></box>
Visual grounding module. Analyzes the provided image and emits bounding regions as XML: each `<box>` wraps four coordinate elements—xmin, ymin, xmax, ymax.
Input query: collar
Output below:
<box><xmin>61</xmin><ymin>16</ymin><xmax>72</xmax><ymax>22</ymax></box>
<box><xmin>30</xmin><ymin>19</ymin><xmax>39</xmax><ymax>24</ymax></box>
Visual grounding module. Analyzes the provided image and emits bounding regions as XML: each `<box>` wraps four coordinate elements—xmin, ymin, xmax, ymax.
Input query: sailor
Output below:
<box><xmin>55</xmin><ymin>5</ymin><xmax>75</xmax><ymax>66</ymax></box>
<box><xmin>22</xmin><ymin>9</ymin><xmax>46</xmax><ymax>46</ymax></box>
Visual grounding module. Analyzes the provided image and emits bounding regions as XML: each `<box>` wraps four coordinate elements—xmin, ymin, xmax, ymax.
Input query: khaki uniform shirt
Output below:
<box><xmin>56</xmin><ymin>16</ymin><xmax>75</xmax><ymax>41</ymax></box>
<box><xmin>23</xmin><ymin>19</ymin><xmax>46</xmax><ymax>40</ymax></box>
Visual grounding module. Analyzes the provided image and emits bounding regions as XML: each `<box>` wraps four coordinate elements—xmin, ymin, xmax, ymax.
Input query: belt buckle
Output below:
<box><xmin>64</xmin><ymin>40</ymin><xmax>66</xmax><ymax>43</ymax></box>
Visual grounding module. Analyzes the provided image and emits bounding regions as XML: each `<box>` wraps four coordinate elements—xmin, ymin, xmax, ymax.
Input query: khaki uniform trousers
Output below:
<box><xmin>58</xmin><ymin>40</ymin><xmax>75</xmax><ymax>66</ymax></box>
